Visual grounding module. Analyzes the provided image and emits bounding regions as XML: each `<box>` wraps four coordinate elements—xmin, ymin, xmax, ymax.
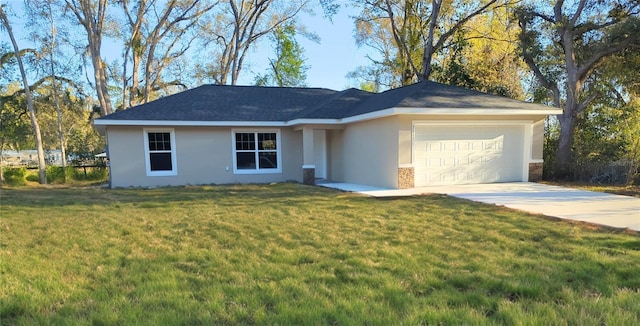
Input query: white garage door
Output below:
<box><xmin>414</xmin><ymin>123</ymin><xmax>525</xmax><ymax>186</ymax></box>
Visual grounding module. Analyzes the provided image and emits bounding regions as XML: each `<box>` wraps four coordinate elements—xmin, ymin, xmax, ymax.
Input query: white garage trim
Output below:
<box><xmin>522</xmin><ymin>123</ymin><xmax>533</xmax><ymax>181</ymax></box>
<box><xmin>412</xmin><ymin>120</ymin><xmax>533</xmax><ymax>186</ymax></box>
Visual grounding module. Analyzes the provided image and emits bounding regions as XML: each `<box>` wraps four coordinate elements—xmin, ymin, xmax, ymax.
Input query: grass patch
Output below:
<box><xmin>542</xmin><ymin>181</ymin><xmax>640</xmax><ymax>198</ymax></box>
<box><xmin>1</xmin><ymin>183</ymin><xmax>639</xmax><ymax>324</ymax></box>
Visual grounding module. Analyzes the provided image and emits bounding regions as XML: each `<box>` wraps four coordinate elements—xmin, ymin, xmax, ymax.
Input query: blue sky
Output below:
<box><xmin>238</xmin><ymin>6</ymin><xmax>371</xmax><ymax>90</ymax></box>
<box><xmin>6</xmin><ymin>2</ymin><xmax>371</xmax><ymax>91</ymax></box>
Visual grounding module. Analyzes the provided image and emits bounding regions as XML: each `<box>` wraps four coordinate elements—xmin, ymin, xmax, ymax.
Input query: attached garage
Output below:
<box><xmin>413</xmin><ymin>122</ymin><xmax>530</xmax><ymax>186</ymax></box>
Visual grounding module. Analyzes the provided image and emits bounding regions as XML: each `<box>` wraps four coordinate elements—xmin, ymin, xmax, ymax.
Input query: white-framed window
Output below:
<box><xmin>232</xmin><ymin>130</ymin><xmax>282</xmax><ymax>174</ymax></box>
<box><xmin>143</xmin><ymin>128</ymin><xmax>177</xmax><ymax>176</ymax></box>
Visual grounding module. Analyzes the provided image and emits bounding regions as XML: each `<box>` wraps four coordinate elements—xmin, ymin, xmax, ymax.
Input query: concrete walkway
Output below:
<box><xmin>320</xmin><ymin>182</ymin><xmax>640</xmax><ymax>231</ymax></box>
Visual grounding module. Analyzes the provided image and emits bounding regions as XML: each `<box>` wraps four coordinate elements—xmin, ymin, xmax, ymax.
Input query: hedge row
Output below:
<box><xmin>1</xmin><ymin>166</ymin><xmax>108</xmax><ymax>186</ymax></box>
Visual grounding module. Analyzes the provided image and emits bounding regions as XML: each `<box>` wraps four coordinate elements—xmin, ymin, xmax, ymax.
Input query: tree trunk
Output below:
<box><xmin>89</xmin><ymin>41</ymin><xmax>113</xmax><ymax>115</ymax></box>
<box><xmin>1</xmin><ymin>7</ymin><xmax>47</xmax><ymax>184</ymax></box>
<box><xmin>0</xmin><ymin>142</ymin><xmax>5</xmax><ymax>185</ymax></box>
<box><xmin>420</xmin><ymin>0</ymin><xmax>442</xmax><ymax>81</ymax></box>
<box><xmin>52</xmin><ymin>78</ymin><xmax>67</xmax><ymax>169</ymax></box>
<box><xmin>66</xmin><ymin>0</ymin><xmax>113</xmax><ymax>116</ymax></box>
<box><xmin>131</xmin><ymin>51</ymin><xmax>140</xmax><ymax>106</ymax></box>
<box><xmin>48</xmin><ymin>4</ymin><xmax>67</xmax><ymax>170</ymax></box>
<box><xmin>556</xmin><ymin>112</ymin><xmax>576</xmax><ymax>180</ymax></box>
<box><xmin>554</xmin><ymin>29</ymin><xmax>581</xmax><ymax>180</ymax></box>
<box><xmin>122</xmin><ymin>0</ymin><xmax>144</xmax><ymax>108</ymax></box>
<box><xmin>122</xmin><ymin>46</ymin><xmax>129</xmax><ymax>109</ymax></box>
<box><xmin>143</xmin><ymin>39</ymin><xmax>158</xmax><ymax>103</ymax></box>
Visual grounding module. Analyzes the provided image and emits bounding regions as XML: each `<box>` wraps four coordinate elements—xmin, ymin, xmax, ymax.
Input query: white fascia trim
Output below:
<box><xmin>413</xmin><ymin>120</ymin><xmax>534</xmax><ymax>126</ymax></box>
<box><xmin>95</xmin><ymin>107</ymin><xmax>562</xmax><ymax>128</ymax></box>
<box><xmin>341</xmin><ymin>108</ymin><xmax>397</xmax><ymax>124</ymax></box>
<box><xmin>522</xmin><ymin>124</ymin><xmax>533</xmax><ymax>182</ymax></box>
<box><xmin>302</xmin><ymin>164</ymin><xmax>316</xmax><ymax>169</ymax></box>
<box><xmin>287</xmin><ymin>119</ymin><xmax>341</xmax><ymax>126</ymax></box>
<box><xmin>95</xmin><ymin>119</ymin><xmax>287</xmax><ymax>127</ymax></box>
<box><xmin>393</xmin><ymin>107</ymin><xmax>563</xmax><ymax>116</ymax></box>
<box><xmin>529</xmin><ymin>159</ymin><xmax>544</xmax><ymax>164</ymax></box>
<box><xmin>340</xmin><ymin>107</ymin><xmax>562</xmax><ymax>124</ymax></box>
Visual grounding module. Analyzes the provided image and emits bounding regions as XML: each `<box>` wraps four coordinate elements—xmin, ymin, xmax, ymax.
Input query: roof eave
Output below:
<box><xmin>341</xmin><ymin>107</ymin><xmax>563</xmax><ymax>124</ymax></box>
<box><xmin>93</xmin><ymin>119</ymin><xmax>288</xmax><ymax>127</ymax></box>
<box><xmin>93</xmin><ymin>107</ymin><xmax>562</xmax><ymax>128</ymax></box>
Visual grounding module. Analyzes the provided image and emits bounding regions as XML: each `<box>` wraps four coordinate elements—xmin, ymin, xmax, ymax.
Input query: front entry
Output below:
<box><xmin>313</xmin><ymin>130</ymin><xmax>327</xmax><ymax>179</ymax></box>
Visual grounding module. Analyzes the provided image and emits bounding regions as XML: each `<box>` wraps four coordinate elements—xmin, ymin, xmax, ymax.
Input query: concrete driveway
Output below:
<box><xmin>322</xmin><ymin>182</ymin><xmax>640</xmax><ymax>231</ymax></box>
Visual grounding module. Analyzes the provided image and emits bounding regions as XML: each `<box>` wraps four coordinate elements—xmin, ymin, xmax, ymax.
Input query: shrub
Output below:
<box><xmin>2</xmin><ymin>165</ymin><xmax>109</xmax><ymax>186</ymax></box>
<box><xmin>25</xmin><ymin>172</ymin><xmax>40</xmax><ymax>182</ymax></box>
<box><xmin>86</xmin><ymin>166</ymin><xmax>108</xmax><ymax>181</ymax></box>
<box><xmin>46</xmin><ymin>166</ymin><xmax>66</xmax><ymax>184</ymax></box>
<box><xmin>70</xmin><ymin>165</ymin><xmax>108</xmax><ymax>182</ymax></box>
<box><xmin>2</xmin><ymin>167</ymin><xmax>27</xmax><ymax>186</ymax></box>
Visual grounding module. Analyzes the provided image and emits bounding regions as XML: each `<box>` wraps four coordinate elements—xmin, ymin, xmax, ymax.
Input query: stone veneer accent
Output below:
<box><xmin>398</xmin><ymin>167</ymin><xmax>414</xmax><ymax>189</ymax></box>
<box><xmin>529</xmin><ymin>162</ymin><xmax>543</xmax><ymax>182</ymax></box>
<box><xmin>303</xmin><ymin>168</ymin><xmax>316</xmax><ymax>185</ymax></box>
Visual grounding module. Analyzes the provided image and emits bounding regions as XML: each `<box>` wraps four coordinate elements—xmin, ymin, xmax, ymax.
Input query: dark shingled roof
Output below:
<box><xmin>290</xmin><ymin>88</ymin><xmax>375</xmax><ymax>119</ymax></box>
<box><xmin>97</xmin><ymin>81</ymin><xmax>551</xmax><ymax>122</ymax></box>
<box><xmin>344</xmin><ymin>81</ymin><xmax>550</xmax><ymax>117</ymax></box>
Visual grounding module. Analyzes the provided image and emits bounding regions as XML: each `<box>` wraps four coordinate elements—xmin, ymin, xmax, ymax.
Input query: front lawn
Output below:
<box><xmin>1</xmin><ymin>184</ymin><xmax>639</xmax><ymax>324</ymax></box>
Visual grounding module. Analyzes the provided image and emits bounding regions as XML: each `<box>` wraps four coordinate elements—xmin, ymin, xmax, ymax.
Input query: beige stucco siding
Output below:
<box><xmin>105</xmin><ymin>113</ymin><xmax>548</xmax><ymax>188</ymax></box>
<box><xmin>339</xmin><ymin>116</ymin><xmax>399</xmax><ymax>188</ymax></box>
<box><xmin>107</xmin><ymin>126</ymin><xmax>147</xmax><ymax>187</ymax></box>
<box><xmin>531</xmin><ymin>119</ymin><xmax>544</xmax><ymax>160</ymax></box>
<box><xmin>106</xmin><ymin>126</ymin><xmax>302</xmax><ymax>188</ymax></box>
<box><xmin>327</xmin><ymin>129</ymin><xmax>344</xmax><ymax>181</ymax></box>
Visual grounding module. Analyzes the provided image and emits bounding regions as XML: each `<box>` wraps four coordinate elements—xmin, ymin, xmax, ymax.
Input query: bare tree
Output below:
<box><xmin>419</xmin><ymin>0</ymin><xmax>504</xmax><ymax>81</ymax></box>
<box><xmin>121</xmin><ymin>0</ymin><xmax>217</xmax><ymax>107</ymax></box>
<box><xmin>45</xmin><ymin>0</ymin><xmax>68</xmax><ymax>169</ymax></box>
<box><xmin>120</xmin><ymin>0</ymin><xmax>146</xmax><ymax>108</ymax></box>
<box><xmin>517</xmin><ymin>0</ymin><xmax>640</xmax><ymax>179</ymax></box>
<box><xmin>0</xmin><ymin>5</ymin><xmax>47</xmax><ymax>184</ymax></box>
<box><xmin>203</xmin><ymin>0</ymin><xmax>311</xmax><ymax>85</ymax></box>
<box><xmin>64</xmin><ymin>0</ymin><xmax>113</xmax><ymax>116</ymax></box>
<box><xmin>353</xmin><ymin>0</ymin><xmax>511</xmax><ymax>86</ymax></box>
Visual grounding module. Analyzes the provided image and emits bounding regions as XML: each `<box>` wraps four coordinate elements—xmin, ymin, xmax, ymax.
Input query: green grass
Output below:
<box><xmin>542</xmin><ymin>181</ymin><xmax>640</xmax><ymax>198</ymax></box>
<box><xmin>1</xmin><ymin>183</ymin><xmax>639</xmax><ymax>325</ymax></box>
